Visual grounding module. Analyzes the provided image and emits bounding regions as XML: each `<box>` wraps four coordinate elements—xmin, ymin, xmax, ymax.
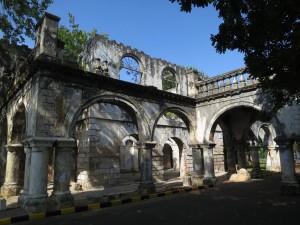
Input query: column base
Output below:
<box><xmin>21</xmin><ymin>195</ymin><xmax>48</xmax><ymax>213</ymax></box>
<box><xmin>250</xmin><ymin>168</ymin><xmax>263</xmax><ymax>179</ymax></box>
<box><xmin>203</xmin><ymin>177</ymin><xmax>217</xmax><ymax>187</ymax></box>
<box><xmin>280</xmin><ymin>181</ymin><xmax>299</xmax><ymax>196</ymax></box>
<box><xmin>138</xmin><ymin>182</ymin><xmax>156</xmax><ymax>195</ymax></box>
<box><xmin>191</xmin><ymin>174</ymin><xmax>204</xmax><ymax>187</ymax></box>
<box><xmin>48</xmin><ymin>192</ymin><xmax>74</xmax><ymax>211</ymax></box>
<box><xmin>182</xmin><ymin>175</ymin><xmax>192</xmax><ymax>187</ymax></box>
<box><xmin>1</xmin><ymin>184</ymin><xmax>22</xmax><ymax>198</ymax></box>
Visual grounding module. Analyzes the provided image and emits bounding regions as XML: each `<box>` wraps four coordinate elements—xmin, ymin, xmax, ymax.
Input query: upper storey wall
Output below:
<box><xmin>81</xmin><ymin>35</ymin><xmax>198</xmax><ymax>97</ymax></box>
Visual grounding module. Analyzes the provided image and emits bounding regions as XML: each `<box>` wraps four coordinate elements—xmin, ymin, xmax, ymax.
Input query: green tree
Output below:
<box><xmin>170</xmin><ymin>0</ymin><xmax>300</xmax><ymax>111</ymax></box>
<box><xmin>58</xmin><ymin>13</ymin><xmax>98</xmax><ymax>63</ymax></box>
<box><xmin>0</xmin><ymin>0</ymin><xmax>53</xmax><ymax>44</ymax></box>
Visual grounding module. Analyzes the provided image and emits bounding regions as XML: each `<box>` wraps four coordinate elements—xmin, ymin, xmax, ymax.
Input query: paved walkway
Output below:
<box><xmin>0</xmin><ymin>172</ymin><xmax>227</xmax><ymax>219</ymax></box>
<box><xmin>1</xmin><ymin>168</ymin><xmax>299</xmax><ymax>224</ymax></box>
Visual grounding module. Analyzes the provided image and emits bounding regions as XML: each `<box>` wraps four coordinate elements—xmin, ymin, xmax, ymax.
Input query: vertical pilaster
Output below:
<box><xmin>190</xmin><ymin>144</ymin><xmax>204</xmax><ymax>186</ymax></box>
<box><xmin>274</xmin><ymin>136</ymin><xmax>299</xmax><ymax>195</ymax></box>
<box><xmin>201</xmin><ymin>143</ymin><xmax>217</xmax><ymax>187</ymax></box>
<box><xmin>138</xmin><ymin>141</ymin><xmax>156</xmax><ymax>195</ymax></box>
<box><xmin>1</xmin><ymin>144</ymin><xmax>23</xmax><ymax>197</ymax></box>
<box><xmin>49</xmin><ymin>140</ymin><xmax>75</xmax><ymax>210</ymax></box>
<box><xmin>249</xmin><ymin>145</ymin><xmax>261</xmax><ymax>178</ymax></box>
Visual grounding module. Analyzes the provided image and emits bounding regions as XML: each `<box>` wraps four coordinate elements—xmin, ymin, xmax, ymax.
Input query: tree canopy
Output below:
<box><xmin>170</xmin><ymin>0</ymin><xmax>300</xmax><ymax>111</ymax></box>
<box><xmin>58</xmin><ymin>13</ymin><xmax>97</xmax><ymax>63</ymax></box>
<box><xmin>0</xmin><ymin>0</ymin><xmax>53</xmax><ymax>44</ymax></box>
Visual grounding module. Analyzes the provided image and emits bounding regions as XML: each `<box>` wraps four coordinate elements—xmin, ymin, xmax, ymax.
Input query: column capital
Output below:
<box><xmin>274</xmin><ymin>136</ymin><xmax>293</xmax><ymax>147</ymax></box>
<box><xmin>23</xmin><ymin>137</ymin><xmax>76</xmax><ymax>148</ymax></box>
<box><xmin>248</xmin><ymin>145</ymin><xmax>260</xmax><ymax>150</ymax></box>
<box><xmin>200</xmin><ymin>142</ymin><xmax>216</xmax><ymax>149</ymax></box>
<box><xmin>137</xmin><ymin>141</ymin><xmax>156</xmax><ymax>149</ymax></box>
<box><xmin>5</xmin><ymin>143</ymin><xmax>23</xmax><ymax>152</ymax></box>
<box><xmin>189</xmin><ymin>144</ymin><xmax>201</xmax><ymax>149</ymax></box>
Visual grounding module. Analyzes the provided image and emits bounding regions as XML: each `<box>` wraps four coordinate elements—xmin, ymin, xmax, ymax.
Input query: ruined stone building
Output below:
<box><xmin>0</xmin><ymin>13</ymin><xmax>299</xmax><ymax>213</ymax></box>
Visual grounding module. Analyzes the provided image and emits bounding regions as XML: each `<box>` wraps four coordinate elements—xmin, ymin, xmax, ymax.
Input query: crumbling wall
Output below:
<box><xmin>81</xmin><ymin>35</ymin><xmax>192</xmax><ymax>96</ymax></box>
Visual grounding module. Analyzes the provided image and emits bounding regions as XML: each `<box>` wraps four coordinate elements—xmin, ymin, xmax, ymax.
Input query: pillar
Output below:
<box><xmin>138</xmin><ymin>141</ymin><xmax>156</xmax><ymax>195</ymax></box>
<box><xmin>190</xmin><ymin>144</ymin><xmax>204</xmax><ymax>186</ymax></box>
<box><xmin>233</xmin><ymin>140</ymin><xmax>247</xmax><ymax>169</ymax></box>
<box><xmin>1</xmin><ymin>144</ymin><xmax>23</xmax><ymax>197</ymax></box>
<box><xmin>22</xmin><ymin>139</ymin><xmax>50</xmax><ymax>213</ymax></box>
<box><xmin>202</xmin><ymin>143</ymin><xmax>217</xmax><ymax>187</ymax></box>
<box><xmin>18</xmin><ymin>144</ymin><xmax>31</xmax><ymax>207</ymax></box>
<box><xmin>49</xmin><ymin>139</ymin><xmax>75</xmax><ymax>210</ymax></box>
<box><xmin>274</xmin><ymin>136</ymin><xmax>299</xmax><ymax>195</ymax></box>
<box><xmin>225</xmin><ymin>144</ymin><xmax>236</xmax><ymax>177</ymax></box>
<box><xmin>249</xmin><ymin>145</ymin><xmax>261</xmax><ymax>178</ymax></box>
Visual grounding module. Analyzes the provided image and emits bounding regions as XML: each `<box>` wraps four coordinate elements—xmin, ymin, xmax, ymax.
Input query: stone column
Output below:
<box><xmin>1</xmin><ymin>143</ymin><xmax>23</xmax><ymax>197</ymax></box>
<box><xmin>233</xmin><ymin>140</ymin><xmax>247</xmax><ymax>169</ymax></box>
<box><xmin>249</xmin><ymin>145</ymin><xmax>261</xmax><ymax>178</ymax></box>
<box><xmin>138</xmin><ymin>141</ymin><xmax>156</xmax><ymax>195</ymax></box>
<box><xmin>274</xmin><ymin>136</ymin><xmax>299</xmax><ymax>195</ymax></box>
<box><xmin>23</xmin><ymin>139</ymin><xmax>50</xmax><ymax>213</ymax></box>
<box><xmin>190</xmin><ymin>144</ymin><xmax>204</xmax><ymax>186</ymax></box>
<box><xmin>225</xmin><ymin>144</ymin><xmax>236</xmax><ymax>177</ymax></box>
<box><xmin>201</xmin><ymin>143</ymin><xmax>217</xmax><ymax>186</ymax></box>
<box><xmin>18</xmin><ymin>144</ymin><xmax>32</xmax><ymax>207</ymax></box>
<box><xmin>49</xmin><ymin>140</ymin><xmax>75</xmax><ymax>210</ymax></box>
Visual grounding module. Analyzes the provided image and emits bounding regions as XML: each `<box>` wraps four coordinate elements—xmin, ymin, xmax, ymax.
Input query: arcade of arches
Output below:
<box><xmin>0</xmin><ymin>13</ymin><xmax>299</xmax><ymax>213</ymax></box>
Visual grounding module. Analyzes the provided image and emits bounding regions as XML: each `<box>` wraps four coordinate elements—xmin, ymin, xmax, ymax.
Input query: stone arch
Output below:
<box><xmin>67</xmin><ymin>94</ymin><xmax>151</xmax><ymax>142</ymax></box>
<box><xmin>151</xmin><ymin>107</ymin><xmax>196</xmax><ymax>143</ymax></box>
<box><xmin>119</xmin><ymin>54</ymin><xmax>143</xmax><ymax>84</ymax></box>
<box><xmin>206</xmin><ymin>101</ymin><xmax>262</xmax><ymax>143</ymax></box>
<box><xmin>161</xmin><ymin>67</ymin><xmax>178</xmax><ymax>93</ymax></box>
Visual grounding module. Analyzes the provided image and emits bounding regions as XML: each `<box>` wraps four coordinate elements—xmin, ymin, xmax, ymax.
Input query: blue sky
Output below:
<box><xmin>33</xmin><ymin>0</ymin><xmax>245</xmax><ymax>77</ymax></box>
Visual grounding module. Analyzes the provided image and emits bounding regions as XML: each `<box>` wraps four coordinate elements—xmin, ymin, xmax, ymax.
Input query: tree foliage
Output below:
<box><xmin>170</xmin><ymin>0</ymin><xmax>300</xmax><ymax>111</ymax></box>
<box><xmin>0</xmin><ymin>0</ymin><xmax>53</xmax><ymax>44</ymax></box>
<box><xmin>58</xmin><ymin>13</ymin><xmax>97</xmax><ymax>63</ymax></box>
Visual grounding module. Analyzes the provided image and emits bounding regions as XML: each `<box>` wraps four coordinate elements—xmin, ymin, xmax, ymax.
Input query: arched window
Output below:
<box><xmin>120</xmin><ymin>56</ymin><xmax>141</xmax><ymax>84</ymax></box>
<box><xmin>162</xmin><ymin>68</ymin><xmax>177</xmax><ymax>92</ymax></box>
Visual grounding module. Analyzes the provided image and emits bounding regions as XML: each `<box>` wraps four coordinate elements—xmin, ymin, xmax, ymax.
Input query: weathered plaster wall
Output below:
<box><xmin>81</xmin><ymin>35</ymin><xmax>191</xmax><ymax>96</ymax></box>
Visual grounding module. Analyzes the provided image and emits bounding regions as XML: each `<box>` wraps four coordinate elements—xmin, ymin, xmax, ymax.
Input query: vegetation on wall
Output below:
<box><xmin>58</xmin><ymin>13</ymin><xmax>97</xmax><ymax>63</ymax></box>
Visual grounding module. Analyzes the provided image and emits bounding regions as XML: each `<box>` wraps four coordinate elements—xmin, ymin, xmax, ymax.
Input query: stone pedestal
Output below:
<box><xmin>49</xmin><ymin>141</ymin><xmax>75</xmax><ymax>210</ymax></box>
<box><xmin>138</xmin><ymin>141</ymin><xmax>156</xmax><ymax>195</ymax></box>
<box><xmin>249</xmin><ymin>145</ymin><xmax>262</xmax><ymax>178</ymax></box>
<box><xmin>274</xmin><ymin>136</ymin><xmax>299</xmax><ymax>195</ymax></box>
<box><xmin>190</xmin><ymin>144</ymin><xmax>204</xmax><ymax>187</ymax></box>
<box><xmin>202</xmin><ymin>143</ymin><xmax>217</xmax><ymax>187</ymax></box>
<box><xmin>1</xmin><ymin>144</ymin><xmax>24</xmax><ymax>198</ymax></box>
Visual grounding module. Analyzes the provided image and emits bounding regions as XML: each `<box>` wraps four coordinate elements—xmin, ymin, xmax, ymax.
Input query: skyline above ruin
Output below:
<box><xmin>23</xmin><ymin>0</ymin><xmax>245</xmax><ymax>77</ymax></box>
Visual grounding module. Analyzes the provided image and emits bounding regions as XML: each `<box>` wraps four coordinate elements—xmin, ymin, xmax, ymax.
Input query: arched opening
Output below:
<box><xmin>162</xmin><ymin>68</ymin><xmax>177</xmax><ymax>93</ymax></box>
<box><xmin>208</xmin><ymin>106</ymin><xmax>261</xmax><ymax>175</ymax></box>
<box><xmin>74</xmin><ymin>102</ymin><xmax>139</xmax><ymax>190</ymax></box>
<box><xmin>153</xmin><ymin>110</ymin><xmax>190</xmax><ymax>181</ymax></box>
<box><xmin>119</xmin><ymin>55</ymin><xmax>141</xmax><ymax>84</ymax></box>
<box><xmin>162</xmin><ymin>142</ymin><xmax>173</xmax><ymax>169</ymax></box>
